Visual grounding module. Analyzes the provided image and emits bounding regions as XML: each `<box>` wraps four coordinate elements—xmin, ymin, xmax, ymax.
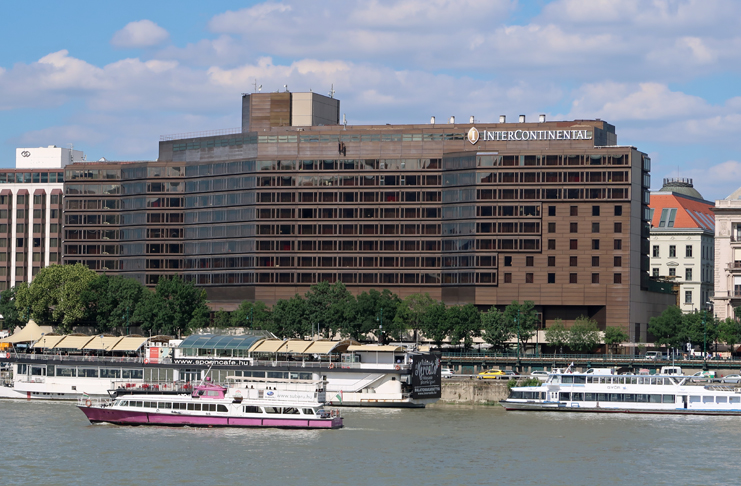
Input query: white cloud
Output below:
<box><xmin>111</xmin><ymin>20</ymin><xmax>170</xmax><ymax>49</ymax></box>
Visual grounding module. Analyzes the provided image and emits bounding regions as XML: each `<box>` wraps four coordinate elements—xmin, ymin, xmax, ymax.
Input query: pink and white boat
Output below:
<box><xmin>77</xmin><ymin>377</ymin><xmax>343</xmax><ymax>429</ymax></box>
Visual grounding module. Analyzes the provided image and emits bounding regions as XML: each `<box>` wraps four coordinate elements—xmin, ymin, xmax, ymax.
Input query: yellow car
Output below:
<box><xmin>477</xmin><ymin>369</ymin><xmax>506</xmax><ymax>379</ymax></box>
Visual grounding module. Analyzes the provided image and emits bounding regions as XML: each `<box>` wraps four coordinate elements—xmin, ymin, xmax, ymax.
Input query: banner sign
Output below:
<box><xmin>410</xmin><ymin>354</ymin><xmax>441</xmax><ymax>399</ymax></box>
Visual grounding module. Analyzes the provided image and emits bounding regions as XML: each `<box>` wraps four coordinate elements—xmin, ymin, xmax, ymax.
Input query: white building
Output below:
<box><xmin>711</xmin><ymin>184</ymin><xmax>741</xmax><ymax>320</ymax></box>
<box><xmin>649</xmin><ymin>179</ymin><xmax>714</xmax><ymax>313</ymax></box>
<box><xmin>0</xmin><ymin>146</ymin><xmax>84</xmax><ymax>289</ymax></box>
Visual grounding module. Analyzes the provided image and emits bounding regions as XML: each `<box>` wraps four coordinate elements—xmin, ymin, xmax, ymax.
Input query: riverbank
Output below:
<box><xmin>439</xmin><ymin>378</ymin><xmax>510</xmax><ymax>404</ymax></box>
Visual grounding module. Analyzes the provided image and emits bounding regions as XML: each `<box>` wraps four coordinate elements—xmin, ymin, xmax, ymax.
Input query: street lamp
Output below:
<box><xmin>703</xmin><ymin>301</ymin><xmax>713</xmax><ymax>370</ymax></box>
<box><xmin>377</xmin><ymin>308</ymin><xmax>383</xmax><ymax>344</ymax></box>
<box><xmin>516</xmin><ymin>308</ymin><xmax>521</xmax><ymax>360</ymax></box>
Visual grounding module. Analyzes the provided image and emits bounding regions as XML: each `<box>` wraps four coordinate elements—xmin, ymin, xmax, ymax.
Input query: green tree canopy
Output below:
<box><xmin>347</xmin><ymin>289</ymin><xmax>400</xmax><ymax>342</ymax></box>
<box><xmin>271</xmin><ymin>294</ymin><xmax>310</xmax><ymax>339</ymax></box>
<box><xmin>504</xmin><ymin>301</ymin><xmax>538</xmax><ymax>353</ymax></box>
<box><xmin>213</xmin><ymin>309</ymin><xmax>232</xmax><ymax>328</ymax></box>
<box><xmin>647</xmin><ymin>306</ymin><xmax>685</xmax><ymax>349</ymax></box>
<box><xmin>393</xmin><ymin>293</ymin><xmax>435</xmax><ymax>343</ymax></box>
<box><xmin>447</xmin><ymin>304</ymin><xmax>481</xmax><ymax>350</ymax></box>
<box><xmin>231</xmin><ymin>301</ymin><xmax>272</xmax><ymax>330</ymax></box>
<box><xmin>304</xmin><ymin>281</ymin><xmax>355</xmax><ymax>339</ymax></box>
<box><xmin>421</xmin><ymin>301</ymin><xmax>449</xmax><ymax>348</ymax></box>
<box><xmin>17</xmin><ymin>264</ymin><xmax>98</xmax><ymax>333</ymax></box>
<box><xmin>568</xmin><ymin>316</ymin><xmax>601</xmax><ymax>353</ymax></box>
<box><xmin>603</xmin><ymin>326</ymin><xmax>629</xmax><ymax>355</ymax></box>
<box><xmin>480</xmin><ymin>306</ymin><xmax>511</xmax><ymax>352</ymax></box>
<box><xmin>544</xmin><ymin>318</ymin><xmax>569</xmax><ymax>356</ymax></box>
<box><xmin>0</xmin><ymin>284</ymin><xmax>27</xmax><ymax>331</ymax></box>
<box><xmin>80</xmin><ymin>274</ymin><xmax>147</xmax><ymax>334</ymax></box>
<box><xmin>133</xmin><ymin>275</ymin><xmax>209</xmax><ymax>337</ymax></box>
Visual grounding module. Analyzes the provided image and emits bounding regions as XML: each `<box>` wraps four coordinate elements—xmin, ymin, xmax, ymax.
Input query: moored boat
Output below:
<box><xmin>502</xmin><ymin>372</ymin><xmax>741</xmax><ymax>415</ymax></box>
<box><xmin>77</xmin><ymin>376</ymin><xmax>343</xmax><ymax>429</ymax></box>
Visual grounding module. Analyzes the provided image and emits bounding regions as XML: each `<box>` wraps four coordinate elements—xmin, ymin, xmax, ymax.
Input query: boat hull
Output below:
<box><xmin>78</xmin><ymin>406</ymin><xmax>343</xmax><ymax>429</ymax></box>
<box><xmin>500</xmin><ymin>400</ymin><xmax>741</xmax><ymax>416</ymax></box>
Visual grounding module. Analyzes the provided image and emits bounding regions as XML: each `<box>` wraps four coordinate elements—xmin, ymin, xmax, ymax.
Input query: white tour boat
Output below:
<box><xmin>502</xmin><ymin>372</ymin><xmax>741</xmax><ymax>415</ymax></box>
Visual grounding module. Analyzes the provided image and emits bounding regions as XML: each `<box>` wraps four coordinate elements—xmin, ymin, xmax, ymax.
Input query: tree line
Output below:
<box><xmin>648</xmin><ymin>306</ymin><xmax>741</xmax><ymax>355</ymax></box>
<box><xmin>0</xmin><ymin>266</ymin><xmax>630</xmax><ymax>352</ymax></box>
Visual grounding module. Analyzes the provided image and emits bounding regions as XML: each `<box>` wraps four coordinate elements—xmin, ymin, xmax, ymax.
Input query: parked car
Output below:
<box><xmin>530</xmin><ymin>370</ymin><xmax>549</xmax><ymax>381</ymax></box>
<box><xmin>441</xmin><ymin>367</ymin><xmax>454</xmax><ymax>378</ymax></box>
<box><xmin>477</xmin><ymin>369</ymin><xmax>506</xmax><ymax>379</ymax></box>
<box><xmin>645</xmin><ymin>351</ymin><xmax>663</xmax><ymax>360</ymax></box>
<box><xmin>721</xmin><ymin>374</ymin><xmax>741</xmax><ymax>384</ymax></box>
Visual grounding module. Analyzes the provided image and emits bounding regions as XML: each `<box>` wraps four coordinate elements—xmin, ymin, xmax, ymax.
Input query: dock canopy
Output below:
<box><xmin>52</xmin><ymin>335</ymin><xmax>95</xmax><ymax>350</ymax></box>
<box><xmin>0</xmin><ymin>320</ymin><xmax>44</xmax><ymax>344</ymax></box>
<box><xmin>305</xmin><ymin>340</ymin><xmax>356</xmax><ymax>355</ymax></box>
<box><xmin>347</xmin><ymin>345</ymin><xmax>405</xmax><ymax>353</ymax></box>
<box><xmin>178</xmin><ymin>334</ymin><xmax>263</xmax><ymax>351</ymax></box>
<box><xmin>81</xmin><ymin>336</ymin><xmax>123</xmax><ymax>351</ymax></box>
<box><xmin>110</xmin><ymin>336</ymin><xmax>149</xmax><ymax>352</ymax></box>
<box><xmin>32</xmin><ymin>335</ymin><xmax>65</xmax><ymax>349</ymax></box>
<box><xmin>249</xmin><ymin>339</ymin><xmax>287</xmax><ymax>354</ymax></box>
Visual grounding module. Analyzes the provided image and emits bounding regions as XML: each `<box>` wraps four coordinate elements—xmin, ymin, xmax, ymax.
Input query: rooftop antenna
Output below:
<box><xmin>343</xmin><ymin>113</ymin><xmax>347</xmax><ymax>129</ymax></box>
<box><xmin>253</xmin><ymin>79</ymin><xmax>262</xmax><ymax>93</ymax></box>
<box><xmin>283</xmin><ymin>84</ymin><xmax>288</xmax><ymax>92</ymax></box>
<box><xmin>329</xmin><ymin>84</ymin><xmax>335</xmax><ymax>99</ymax></box>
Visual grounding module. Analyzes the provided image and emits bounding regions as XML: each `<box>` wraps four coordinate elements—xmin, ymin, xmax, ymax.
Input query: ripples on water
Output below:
<box><xmin>2</xmin><ymin>400</ymin><xmax>740</xmax><ymax>486</ymax></box>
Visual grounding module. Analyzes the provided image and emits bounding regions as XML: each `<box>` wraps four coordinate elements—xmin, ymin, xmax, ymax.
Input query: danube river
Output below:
<box><xmin>2</xmin><ymin>399</ymin><xmax>739</xmax><ymax>485</ymax></box>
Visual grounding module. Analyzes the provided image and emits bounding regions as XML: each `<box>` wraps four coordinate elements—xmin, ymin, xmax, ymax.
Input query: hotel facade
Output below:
<box><xmin>60</xmin><ymin>92</ymin><xmax>674</xmax><ymax>337</ymax></box>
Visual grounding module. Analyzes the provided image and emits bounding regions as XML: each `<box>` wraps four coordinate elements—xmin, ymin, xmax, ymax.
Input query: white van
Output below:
<box><xmin>645</xmin><ymin>351</ymin><xmax>663</xmax><ymax>360</ymax></box>
<box><xmin>660</xmin><ymin>366</ymin><xmax>682</xmax><ymax>375</ymax></box>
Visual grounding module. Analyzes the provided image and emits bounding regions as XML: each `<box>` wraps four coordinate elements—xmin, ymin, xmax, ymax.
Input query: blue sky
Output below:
<box><xmin>1</xmin><ymin>0</ymin><xmax>740</xmax><ymax>200</ymax></box>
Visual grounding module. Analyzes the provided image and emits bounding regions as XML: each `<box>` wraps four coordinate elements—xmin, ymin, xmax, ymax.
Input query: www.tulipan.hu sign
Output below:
<box><xmin>467</xmin><ymin>127</ymin><xmax>592</xmax><ymax>144</ymax></box>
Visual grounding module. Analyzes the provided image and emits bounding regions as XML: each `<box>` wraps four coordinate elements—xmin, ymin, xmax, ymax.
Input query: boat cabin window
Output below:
<box><xmin>731</xmin><ymin>397</ymin><xmax>741</xmax><ymax>404</ymax></box>
<box><xmin>571</xmin><ymin>393</ymin><xmax>584</xmax><ymax>401</ymax></box>
<box><xmin>100</xmin><ymin>369</ymin><xmax>121</xmax><ymax>378</ymax></box>
<box><xmin>243</xmin><ymin>405</ymin><xmax>261</xmax><ymax>413</ymax></box>
<box><xmin>173</xmin><ymin>403</ymin><xmax>186</xmax><ymax>410</ymax></box>
<box><xmin>56</xmin><ymin>367</ymin><xmax>77</xmax><ymax>377</ymax></box>
<box><xmin>690</xmin><ymin>396</ymin><xmax>701</xmax><ymax>403</ymax></box>
<box><xmin>264</xmin><ymin>407</ymin><xmax>281</xmax><ymax>414</ymax></box>
<box><xmin>302</xmin><ymin>408</ymin><xmax>315</xmax><ymax>415</ymax></box>
<box><xmin>663</xmin><ymin>395</ymin><xmax>675</xmax><ymax>403</ymax></box>
<box><xmin>122</xmin><ymin>369</ymin><xmax>143</xmax><ymax>380</ymax></box>
<box><xmin>703</xmin><ymin>396</ymin><xmax>714</xmax><ymax>404</ymax></box>
<box><xmin>160</xmin><ymin>402</ymin><xmax>172</xmax><ymax>409</ymax></box>
<box><xmin>31</xmin><ymin>366</ymin><xmax>46</xmax><ymax>376</ymax></box>
<box><xmin>717</xmin><ymin>396</ymin><xmax>728</xmax><ymax>404</ymax></box>
<box><xmin>283</xmin><ymin>407</ymin><xmax>300</xmax><ymax>415</ymax></box>
<box><xmin>217</xmin><ymin>405</ymin><xmax>228</xmax><ymax>412</ymax></box>
<box><xmin>79</xmin><ymin>368</ymin><xmax>98</xmax><ymax>378</ymax></box>
<box><xmin>132</xmin><ymin>401</ymin><xmax>143</xmax><ymax>407</ymax></box>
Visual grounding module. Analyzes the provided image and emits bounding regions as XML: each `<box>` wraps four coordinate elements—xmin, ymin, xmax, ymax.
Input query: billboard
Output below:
<box><xmin>410</xmin><ymin>354</ymin><xmax>441</xmax><ymax>399</ymax></box>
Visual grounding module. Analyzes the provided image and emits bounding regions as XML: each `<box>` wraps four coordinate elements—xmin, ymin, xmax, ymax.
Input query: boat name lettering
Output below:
<box><xmin>173</xmin><ymin>358</ymin><xmax>241</xmax><ymax>366</ymax></box>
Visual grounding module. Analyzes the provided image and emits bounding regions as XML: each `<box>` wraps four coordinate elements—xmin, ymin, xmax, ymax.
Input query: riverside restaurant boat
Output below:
<box><xmin>502</xmin><ymin>372</ymin><xmax>741</xmax><ymax>415</ymax></box>
<box><xmin>77</xmin><ymin>375</ymin><xmax>343</xmax><ymax>429</ymax></box>
<box><xmin>0</xmin><ymin>324</ymin><xmax>441</xmax><ymax>408</ymax></box>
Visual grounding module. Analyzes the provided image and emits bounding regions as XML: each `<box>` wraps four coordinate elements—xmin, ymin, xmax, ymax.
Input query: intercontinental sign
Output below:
<box><xmin>467</xmin><ymin>127</ymin><xmax>592</xmax><ymax>145</ymax></box>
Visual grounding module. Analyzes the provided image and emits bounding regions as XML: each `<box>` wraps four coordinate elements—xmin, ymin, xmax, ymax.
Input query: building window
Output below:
<box><xmin>652</xmin><ymin>245</ymin><xmax>659</xmax><ymax>257</ymax></box>
<box><xmin>570</xmin><ymin>239</ymin><xmax>578</xmax><ymax>250</ymax></box>
<box><xmin>592</xmin><ymin>239</ymin><xmax>600</xmax><ymax>250</ymax></box>
<box><xmin>669</xmin><ymin>268</ymin><xmax>676</xmax><ymax>277</ymax></box>
<box><xmin>592</xmin><ymin>205</ymin><xmax>600</xmax><ymax>216</ymax></box>
<box><xmin>614</xmin><ymin>273</ymin><xmax>622</xmax><ymax>284</ymax></box>
<box><xmin>526</xmin><ymin>273</ymin><xmax>533</xmax><ymax>283</ymax></box>
<box><xmin>614</xmin><ymin>239</ymin><xmax>622</xmax><ymax>250</ymax></box>
<box><xmin>592</xmin><ymin>222</ymin><xmax>600</xmax><ymax>233</ymax></box>
<box><xmin>686</xmin><ymin>245</ymin><xmax>693</xmax><ymax>257</ymax></box>
<box><xmin>570</xmin><ymin>206</ymin><xmax>578</xmax><ymax>216</ymax></box>
<box><xmin>526</xmin><ymin>256</ymin><xmax>534</xmax><ymax>267</ymax></box>
<box><xmin>614</xmin><ymin>222</ymin><xmax>622</xmax><ymax>233</ymax></box>
<box><xmin>504</xmin><ymin>256</ymin><xmax>512</xmax><ymax>267</ymax></box>
<box><xmin>570</xmin><ymin>256</ymin><xmax>578</xmax><ymax>267</ymax></box>
<box><xmin>504</xmin><ymin>273</ymin><xmax>512</xmax><ymax>283</ymax></box>
<box><xmin>548</xmin><ymin>256</ymin><xmax>555</xmax><ymax>267</ymax></box>
<box><xmin>685</xmin><ymin>290</ymin><xmax>692</xmax><ymax>303</ymax></box>
<box><xmin>652</xmin><ymin>268</ymin><xmax>659</xmax><ymax>277</ymax></box>
<box><xmin>592</xmin><ymin>256</ymin><xmax>599</xmax><ymax>267</ymax></box>
<box><xmin>570</xmin><ymin>222</ymin><xmax>578</xmax><ymax>233</ymax></box>
<box><xmin>548</xmin><ymin>239</ymin><xmax>556</xmax><ymax>250</ymax></box>
<box><xmin>548</xmin><ymin>206</ymin><xmax>556</xmax><ymax>216</ymax></box>
<box><xmin>570</xmin><ymin>273</ymin><xmax>578</xmax><ymax>284</ymax></box>
<box><xmin>685</xmin><ymin>268</ymin><xmax>692</xmax><ymax>280</ymax></box>
<box><xmin>592</xmin><ymin>273</ymin><xmax>599</xmax><ymax>284</ymax></box>
<box><xmin>614</xmin><ymin>256</ymin><xmax>622</xmax><ymax>267</ymax></box>
<box><xmin>669</xmin><ymin>245</ymin><xmax>676</xmax><ymax>258</ymax></box>
<box><xmin>614</xmin><ymin>205</ymin><xmax>623</xmax><ymax>216</ymax></box>
<box><xmin>548</xmin><ymin>273</ymin><xmax>556</xmax><ymax>284</ymax></box>
<box><xmin>548</xmin><ymin>222</ymin><xmax>556</xmax><ymax>233</ymax></box>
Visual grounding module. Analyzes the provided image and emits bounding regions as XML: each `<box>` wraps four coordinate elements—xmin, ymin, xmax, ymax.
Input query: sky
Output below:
<box><xmin>0</xmin><ymin>0</ymin><xmax>740</xmax><ymax>200</ymax></box>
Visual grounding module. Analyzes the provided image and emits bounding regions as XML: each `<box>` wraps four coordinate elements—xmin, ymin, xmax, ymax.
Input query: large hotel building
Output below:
<box><xmin>54</xmin><ymin>92</ymin><xmax>673</xmax><ymax>338</ymax></box>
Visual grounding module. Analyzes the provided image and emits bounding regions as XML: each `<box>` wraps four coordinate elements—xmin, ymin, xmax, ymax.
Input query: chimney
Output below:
<box><xmin>519</xmin><ymin>115</ymin><xmax>526</xmax><ymax>123</ymax></box>
<box><xmin>449</xmin><ymin>116</ymin><xmax>455</xmax><ymax>124</ymax></box>
<box><xmin>430</xmin><ymin>116</ymin><xmax>435</xmax><ymax>124</ymax></box>
<box><xmin>499</xmin><ymin>115</ymin><xmax>506</xmax><ymax>123</ymax></box>
<box><xmin>539</xmin><ymin>114</ymin><xmax>546</xmax><ymax>123</ymax></box>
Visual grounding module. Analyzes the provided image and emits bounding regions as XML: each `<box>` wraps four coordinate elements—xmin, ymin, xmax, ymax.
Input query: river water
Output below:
<box><xmin>2</xmin><ymin>399</ymin><xmax>739</xmax><ymax>485</ymax></box>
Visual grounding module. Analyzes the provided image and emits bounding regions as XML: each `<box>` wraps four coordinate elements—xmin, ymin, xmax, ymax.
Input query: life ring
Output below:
<box><xmin>144</xmin><ymin>359</ymin><xmax>149</xmax><ymax>364</ymax></box>
<box><xmin>328</xmin><ymin>363</ymin><xmax>334</xmax><ymax>369</ymax></box>
<box><xmin>85</xmin><ymin>399</ymin><xmax>91</xmax><ymax>407</ymax></box>
<box><xmin>395</xmin><ymin>365</ymin><xmax>400</xmax><ymax>370</ymax></box>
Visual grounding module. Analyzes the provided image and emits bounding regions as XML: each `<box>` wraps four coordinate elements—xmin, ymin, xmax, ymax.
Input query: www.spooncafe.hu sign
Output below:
<box><xmin>467</xmin><ymin>127</ymin><xmax>592</xmax><ymax>144</ymax></box>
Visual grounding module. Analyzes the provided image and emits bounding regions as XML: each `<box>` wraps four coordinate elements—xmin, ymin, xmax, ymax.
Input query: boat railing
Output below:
<box><xmin>253</xmin><ymin>359</ymin><xmax>410</xmax><ymax>370</ymax></box>
<box><xmin>14</xmin><ymin>354</ymin><xmax>149</xmax><ymax>364</ymax></box>
<box><xmin>111</xmin><ymin>381</ymin><xmax>193</xmax><ymax>393</ymax></box>
<box><xmin>77</xmin><ymin>396</ymin><xmax>113</xmax><ymax>407</ymax></box>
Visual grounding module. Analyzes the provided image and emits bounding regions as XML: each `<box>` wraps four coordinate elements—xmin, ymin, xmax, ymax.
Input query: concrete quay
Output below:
<box><xmin>440</xmin><ymin>378</ymin><xmax>510</xmax><ymax>404</ymax></box>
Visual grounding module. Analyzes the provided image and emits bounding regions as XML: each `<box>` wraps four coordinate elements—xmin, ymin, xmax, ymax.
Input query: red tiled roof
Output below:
<box><xmin>649</xmin><ymin>194</ymin><xmax>714</xmax><ymax>231</ymax></box>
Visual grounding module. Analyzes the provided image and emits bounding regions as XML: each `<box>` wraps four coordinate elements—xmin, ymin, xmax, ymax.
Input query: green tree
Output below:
<box><xmin>133</xmin><ymin>275</ymin><xmax>209</xmax><ymax>337</ymax></box>
<box><xmin>568</xmin><ymin>316</ymin><xmax>601</xmax><ymax>353</ymax></box>
<box><xmin>304</xmin><ymin>281</ymin><xmax>355</xmax><ymax>339</ymax></box>
<box><xmin>447</xmin><ymin>304</ymin><xmax>481</xmax><ymax>351</ymax></box>
<box><xmin>718</xmin><ymin>317</ymin><xmax>741</xmax><ymax>357</ymax></box>
<box><xmin>213</xmin><ymin>309</ymin><xmax>232</xmax><ymax>328</ymax></box>
<box><xmin>647</xmin><ymin>306</ymin><xmax>685</xmax><ymax>349</ymax></box>
<box><xmin>603</xmin><ymin>326</ymin><xmax>629</xmax><ymax>355</ymax></box>
<box><xmin>393</xmin><ymin>293</ymin><xmax>435</xmax><ymax>343</ymax></box>
<box><xmin>544</xmin><ymin>318</ymin><xmax>569</xmax><ymax>356</ymax></box>
<box><xmin>421</xmin><ymin>301</ymin><xmax>449</xmax><ymax>348</ymax></box>
<box><xmin>347</xmin><ymin>289</ymin><xmax>401</xmax><ymax>341</ymax></box>
<box><xmin>80</xmin><ymin>275</ymin><xmax>147</xmax><ymax>334</ymax></box>
<box><xmin>480</xmin><ymin>306</ymin><xmax>512</xmax><ymax>352</ymax></box>
<box><xmin>17</xmin><ymin>264</ymin><xmax>98</xmax><ymax>333</ymax></box>
<box><xmin>271</xmin><ymin>295</ymin><xmax>310</xmax><ymax>339</ymax></box>
<box><xmin>504</xmin><ymin>301</ymin><xmax>538</xmax><ymax>354</ymax></box>
<box><xmin>0</xmin><ymin>284</ymin><xmax>27</xmax><ymax>331</ymax></box>
<box><xmin>232</xmin><ymin>301</ymin><xmax>272</xmax><ymax>330</ymax></box>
